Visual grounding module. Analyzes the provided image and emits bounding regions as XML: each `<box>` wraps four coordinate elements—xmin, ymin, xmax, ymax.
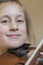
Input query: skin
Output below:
<box><xmin>0</xmin><ymin>2</ymin><xmax>27</xmax><ymax>48</ymax></box>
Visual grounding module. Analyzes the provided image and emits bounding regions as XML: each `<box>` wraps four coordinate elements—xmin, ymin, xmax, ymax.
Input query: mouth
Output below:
<box><xmin>6</xmin><ymin>34</ymin><xmax>21</xmax><ymax>38</ymax></box>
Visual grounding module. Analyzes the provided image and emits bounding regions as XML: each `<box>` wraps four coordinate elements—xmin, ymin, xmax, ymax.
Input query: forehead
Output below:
<box><xmin>0</xmin><ymin>2</ymin><xmax>24</xmax><ymax>17</ymax></box>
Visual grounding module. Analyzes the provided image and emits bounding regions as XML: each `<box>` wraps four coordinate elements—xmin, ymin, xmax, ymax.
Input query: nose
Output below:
<box><xmin>9</xmin><ymin>21</ymin><xmax>18</xmax><ymax>31</ymax></box>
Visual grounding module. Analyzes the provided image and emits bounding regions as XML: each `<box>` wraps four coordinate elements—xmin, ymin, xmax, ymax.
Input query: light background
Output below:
<box><xmin>19</xmin><ymin>0</ymin><xmax>43</xmax><ymax>46</ymax></box>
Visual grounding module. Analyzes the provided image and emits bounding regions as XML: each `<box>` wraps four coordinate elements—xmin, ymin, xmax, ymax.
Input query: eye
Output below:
<box><xmin>1</xmin><ymin>20</ymin><xmax>8</xmax><ymax>23</ymax></box>
<box><xmin>17</xmin><ymin>20</ymin><xmax>24</xmax><ymax>23</ymax></box>
<box><xmin>1</xmin><ymin>20</ymin><xmax>10</xmax><ymax>24</ymax></box>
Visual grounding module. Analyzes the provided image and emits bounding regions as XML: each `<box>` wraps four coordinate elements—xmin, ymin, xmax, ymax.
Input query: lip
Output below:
<box><xmin>6</xmin><ymin>34</ymin><xmax>21</xmax><ymax>38</ymax></box>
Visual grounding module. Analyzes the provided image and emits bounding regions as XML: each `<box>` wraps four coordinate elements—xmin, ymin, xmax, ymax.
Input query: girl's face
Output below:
<box><xmin>0</xmin><ymin>2</ymin><xmax>27</xmax><ymax>48</ymax></box>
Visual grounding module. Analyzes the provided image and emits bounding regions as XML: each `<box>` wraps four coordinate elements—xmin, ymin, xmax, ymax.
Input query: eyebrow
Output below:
<box><xmin>16</xmin><ymin>15</ymin><xmax>25</xmax><ymax>20</ymax></box>
<box><xmin>0</xmin><ymin>15</ymin><xmax>11</xmax><ymax>20</ymax></box>
<box><xmin>16</xmin><ymin>15</ymin><xmax>24</xmax><ymax>17</ymax></box>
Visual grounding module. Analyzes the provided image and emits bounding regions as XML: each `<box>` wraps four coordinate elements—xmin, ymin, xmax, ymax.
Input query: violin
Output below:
<box><xmin>25</xmin><ymin>40</ymin><xmax>43</xmax><ymax>65</ymax></box>
<box><xmin>0</xmin><ymin>44</ymin><xmax>35</xmax><ymax>65</ymax></box>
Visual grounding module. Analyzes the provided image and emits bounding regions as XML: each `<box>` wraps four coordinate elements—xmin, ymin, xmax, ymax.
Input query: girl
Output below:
<box><xmin>0</xmin><ymin>0</ymin><xmax>34</xmax><ymax>65</ymax></box>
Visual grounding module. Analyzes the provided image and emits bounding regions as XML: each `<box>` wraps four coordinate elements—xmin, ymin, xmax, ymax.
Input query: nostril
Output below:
<box><xmin>10</xmin><ymin>28</ymin><xmax>18</xmax><ymax>31</ymax></box>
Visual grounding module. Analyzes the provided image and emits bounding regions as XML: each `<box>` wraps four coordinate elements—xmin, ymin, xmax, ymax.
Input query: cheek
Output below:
<box><xmin>0</xmin><ymin>25</ymin><xmax>8</xmax><ymax>45</ymax></box>
<box><xmin>0</xmin><ymin>24</ymin><xmax>8</xmax><ymax>34</ymax></box>
<box><xmin>19</xmin><ymin>24</ymin><xmax>27</xmax><ymax>34</ymax></box>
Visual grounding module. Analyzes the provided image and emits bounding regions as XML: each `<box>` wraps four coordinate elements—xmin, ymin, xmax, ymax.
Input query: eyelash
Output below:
<box><xmin>17</xmin><ymin>20</ymin><xmax>24</xmax><ymax>23</ymax></box>
<box><xmin>1</xmin><ymin>20</ymin><xmax>8</xmax><ymax>22</ymax></box>
<box><xmin>1</xmin><ymin>20</ymin><xmax>10</xmax><ymax>24</ymax></box>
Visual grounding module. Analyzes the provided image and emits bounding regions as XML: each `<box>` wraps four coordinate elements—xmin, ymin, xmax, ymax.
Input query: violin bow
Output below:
<box><xmin>25</xmin><ymin>39</ymin><xmax>43</xmax><ymax>65</ymax></box>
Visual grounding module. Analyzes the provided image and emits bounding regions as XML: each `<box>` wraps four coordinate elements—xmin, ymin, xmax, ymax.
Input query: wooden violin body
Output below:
<box><xmin>0</xmin><ymin>52</ymin><xmax>27</xmax><ymax>65</ymax></box>
<box><xmin>0</xmin><ymin>47</ymin><xmax>35</xmax><ymax>65</ymax></box>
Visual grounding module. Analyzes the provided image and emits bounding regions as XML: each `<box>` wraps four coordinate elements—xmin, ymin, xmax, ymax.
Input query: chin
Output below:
<box><xmin>5</xmin><ymin>42</ymin><xmax>23</xmax><ymax>49</ymax></box>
